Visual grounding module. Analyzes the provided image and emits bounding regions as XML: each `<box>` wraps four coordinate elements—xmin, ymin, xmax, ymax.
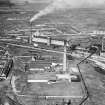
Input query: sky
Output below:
<box><xmin>30</xmin><ymin>0</ymin><xmax>105</xmax><ymax>22</ymax></box>
<box><xmin>10</xmin><ymin>0</ymin><xmax>105</xmax><ymax>6</ymax></box>
<box><xmin>10</xmin><ymin>0</ymin><xmax>52</xmax><ymax>3</ymax></box>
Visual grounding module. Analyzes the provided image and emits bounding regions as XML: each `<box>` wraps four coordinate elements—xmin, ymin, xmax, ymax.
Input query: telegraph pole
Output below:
<box><xmin>63</xmin><ymin>41</ymin><xmax>67</xmax><ymax>72</ymax></box>
<box><xmin>30</xmin><ymin>22</ymin><xmax>32</xmax><ymax>44</ymax></box>
<box><xmin>102</xmin><ymin>36</ymin><xmax>104</xmax><ymax>51</ymax></box>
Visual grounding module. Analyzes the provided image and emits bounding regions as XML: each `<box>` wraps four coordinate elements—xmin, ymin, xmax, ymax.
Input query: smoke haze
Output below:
<box><xmin>30</xmin><ymin>0</ymin><xmax>105</xmax><ymax>22</ymax></box>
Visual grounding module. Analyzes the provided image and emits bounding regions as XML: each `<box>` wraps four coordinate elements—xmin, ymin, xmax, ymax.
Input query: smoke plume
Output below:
<box><xmin>30</xmin><ymin>0</ymin><xmax>105</xmax><ymax>22</ymax></box>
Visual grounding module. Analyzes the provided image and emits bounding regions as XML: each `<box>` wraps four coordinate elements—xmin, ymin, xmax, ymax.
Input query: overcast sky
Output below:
<box><xmin>10</xmin><ymin>0</ymin><xmax>105</xmax><ymax>4</ymax></box>
<box><xmin>11</xmin><ymin>0</ymin><xmax>52</xmax><ymax>3</ymax></box>
<box><xmin>10</xmin><ymin>0</ymin><xmax>105</xmax><ymax>8</ymax></box>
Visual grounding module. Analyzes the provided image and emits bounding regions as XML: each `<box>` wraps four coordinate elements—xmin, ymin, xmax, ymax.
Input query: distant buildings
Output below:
<box><xmin>91</xmin><ymin>30</ymin><xmax>105</xmax><ymax>35</ymax></box>
<box><xmin>0</xmin><ymin>0</ymin><xmax>14</xmax><ymax>7</ymax></box>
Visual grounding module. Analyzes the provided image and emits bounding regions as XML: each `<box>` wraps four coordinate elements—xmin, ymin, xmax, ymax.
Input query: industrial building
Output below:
<box><xmin>0</xmin><ymin>58</ymin><xmax>13</xmax><ymax>80</ymax></box>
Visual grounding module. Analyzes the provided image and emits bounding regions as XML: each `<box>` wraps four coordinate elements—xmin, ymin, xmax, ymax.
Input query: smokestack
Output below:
<box><xmin>30</xmin><ymin>0</ymin><xmax>105</xmax><ymax>23</ymax></box>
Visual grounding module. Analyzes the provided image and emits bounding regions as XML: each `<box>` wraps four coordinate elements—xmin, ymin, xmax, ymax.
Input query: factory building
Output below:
<box><xmin>32</xmin><ymin>34</ymin><xmax>67</xmax><ymax>46</ymax></box>
<box><xmin>0</xmin><ymin>58</ymin><xmax>13</xmax><ymax>80</ymax></box>
<box><xmin>28</xmin><ymin>60</ymin><xmax>52</xmax><ymax>72</ymax></box>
